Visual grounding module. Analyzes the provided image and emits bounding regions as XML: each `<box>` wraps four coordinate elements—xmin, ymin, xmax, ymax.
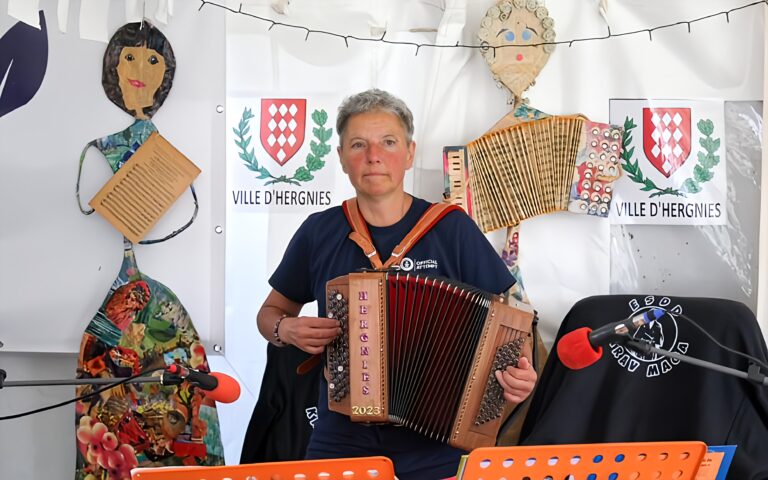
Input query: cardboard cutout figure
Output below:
<box><xmin>74</xmin><ymin>22</ymin><xmax>223</xmax><ymax>480</ymax></box>
<box><xmin>443</xmin><ymin>2</ymin><xmax>624</xmax><ymax>446</ymax></box>
<box><xmin>444</xmin><ymin>0</ymin><xmax>624</xmax><ymax>303</ymax></box>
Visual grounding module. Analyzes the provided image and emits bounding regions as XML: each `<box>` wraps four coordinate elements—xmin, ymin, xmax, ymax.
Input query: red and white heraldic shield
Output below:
<box><xmin>260</xmin><ymin>99</ymin><xmax>307</xmax><ymax>166</ymax></box>
<box><xmin>642</xmin><ymin>107</ymin><xmax>692</xmax><ymax>178</ymax></box>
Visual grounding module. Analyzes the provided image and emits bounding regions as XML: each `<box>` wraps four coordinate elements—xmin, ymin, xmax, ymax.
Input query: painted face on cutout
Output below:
<box><xmin>102</xmin><ymin>22</ymin><xmax>176</xmax><ymax>119</ymax></box>
<box><xmin>338</xmin><ymin>110</ymin><xmax>415</xmax><ymax>202</ymax></box>
<box><xmin>479</xmin><ymin>2</ymin><xmax>555</xmax><ymax>102</ymax></box>
<box><xmin>117</xmin><ymin>46</ymin><xmax>166</xmax><ymax>120</ymax></box>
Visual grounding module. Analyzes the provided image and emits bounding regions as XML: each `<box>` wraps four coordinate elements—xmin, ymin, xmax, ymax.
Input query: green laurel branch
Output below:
<box><xmin>680</xmin><ymin>119</ymin><xmax>720</xmax><ymax>194</ymax></box>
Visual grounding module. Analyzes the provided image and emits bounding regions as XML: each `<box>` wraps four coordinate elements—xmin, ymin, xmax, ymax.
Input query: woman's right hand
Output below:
<box><xmin>278</xmin><ymin>316</ymin><xmax>342</xmax><ymax>354</ymax></box>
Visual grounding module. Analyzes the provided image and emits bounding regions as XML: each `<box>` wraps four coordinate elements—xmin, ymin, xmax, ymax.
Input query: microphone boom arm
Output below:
<box><xmin>625</xmin><ymin>340</ymin><xmax>768</xmax><ymax>387</ymax></box>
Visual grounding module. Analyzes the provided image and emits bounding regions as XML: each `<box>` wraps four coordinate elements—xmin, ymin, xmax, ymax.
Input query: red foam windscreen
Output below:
<box><xmin>205</xmin><ymin>372</ymin><xmax>241</xmax><ymax>403</ymax></box>
<box><xmin>557</xmin><ymin>327</ymin><xmax>603</xmax><ymax>370</ymax></box>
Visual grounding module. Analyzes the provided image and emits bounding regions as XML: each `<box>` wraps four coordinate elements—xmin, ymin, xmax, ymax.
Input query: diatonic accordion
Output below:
<box><xmin>444</xmin><ymin>115</ymin><xmax>624</xmax><ymax>232</ymax></box>
<box><xmin>324</xmin><ymin>271</ymin><xmax>534</xmax><ymax>451</ymax></box>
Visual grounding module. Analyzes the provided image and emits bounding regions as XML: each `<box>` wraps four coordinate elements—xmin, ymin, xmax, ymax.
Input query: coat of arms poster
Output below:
<box><xmin>609</xmin><ymin>99</ymin><xmax>726</xmax><ymax>225</ymax></box>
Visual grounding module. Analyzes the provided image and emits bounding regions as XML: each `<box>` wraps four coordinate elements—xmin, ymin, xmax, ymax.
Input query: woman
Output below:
<box><xmin>256</xmin><ymin>89</ymin><xmax>536</xmax><ymax>479</ymax></box>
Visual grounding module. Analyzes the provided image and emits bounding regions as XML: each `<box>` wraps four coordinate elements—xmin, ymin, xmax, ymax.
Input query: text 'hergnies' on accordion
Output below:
<box><xmin>324</xmin><ymin>271</ymin><xmax>535</xmax><ymax>451</ymax></box>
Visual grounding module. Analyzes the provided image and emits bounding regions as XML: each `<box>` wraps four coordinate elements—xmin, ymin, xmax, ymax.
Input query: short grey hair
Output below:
<box><xmin>336</xmin><ymin>89</ymin><xmax>415</xmax><ymax>144</ymax></box>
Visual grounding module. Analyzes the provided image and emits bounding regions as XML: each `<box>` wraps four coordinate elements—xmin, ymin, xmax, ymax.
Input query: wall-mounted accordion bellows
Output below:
<box><xmin>324</xmin><ymin>271</ymin><xmax>534</xmax><ymax>451</ymax></box>
<box><xmin>447</xmin><ymin>115</ymin><xmax>623</xmax><ymax>232</ymax></box>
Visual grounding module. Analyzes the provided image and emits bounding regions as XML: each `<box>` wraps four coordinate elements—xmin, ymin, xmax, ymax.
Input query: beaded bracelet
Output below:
<box><xmin>273</xmin><ymin>313</ymin><xmax>288</xmax><ymax>347</ymax></box>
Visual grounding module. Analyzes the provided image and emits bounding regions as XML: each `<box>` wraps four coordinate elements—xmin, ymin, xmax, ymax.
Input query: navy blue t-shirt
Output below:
<box><xmin>269</xmin><ymin>196</ymin><xmax>515</xmax><ymax>480</ymax></box>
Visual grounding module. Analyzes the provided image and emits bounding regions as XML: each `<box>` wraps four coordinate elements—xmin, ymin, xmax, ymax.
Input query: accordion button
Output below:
<box><xmin>589</xmin><ymin>152</ymin><xmax>596</xmax><ymax>159</ymax></box>
<box><xmin>591</xmin><ymin>141</ymin><xmax>598</xmax><ymax>147</ymax></box>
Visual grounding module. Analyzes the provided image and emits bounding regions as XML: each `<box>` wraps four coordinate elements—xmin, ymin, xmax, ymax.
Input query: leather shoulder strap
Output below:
<box><xmin>342</xmin><ymin>197</ymin><xmax>462</xmax><ymax>269</ymax></box>
<box><xmin>342</xmin><ymin>198</ymin><xmax>384</xmax><ymax>269</ymax></box>
<box><xmin>382</xmin><ymin>203</ymin><xmax>462</xmax><ymax>268</ymax></box>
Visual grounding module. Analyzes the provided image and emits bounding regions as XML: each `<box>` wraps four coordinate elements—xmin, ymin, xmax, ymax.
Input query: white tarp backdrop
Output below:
<box><xmin>222</xmin><ymin>0</ymin><xmax>764</xmax><ymax>460</ymax></box>
<box><xmin>0</xmin><ymin>0</ymin><xmax>764</xmax><ymax>473</ymax></box>
<box><xmin>223</xmin><ymin>0</ymin><xmax>764</xmax><ymax>397</ymax></box>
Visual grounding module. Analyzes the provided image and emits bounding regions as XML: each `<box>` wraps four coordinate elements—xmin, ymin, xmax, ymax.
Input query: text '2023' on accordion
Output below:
<box><xmin>324</xmin><ymin>271</ymin><xmax>534</xmax><ymax>451</ymax></box>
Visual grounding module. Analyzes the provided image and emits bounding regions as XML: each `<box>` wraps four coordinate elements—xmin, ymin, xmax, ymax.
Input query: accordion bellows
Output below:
<box><xmin>450</xmin><ymin>115</ymin><xmax>623</xmax><ymax>232</ymax></box>
<box><xmin>324</xmin><ymin>272</ymin><xmax>534</xmax><ymax>451</ymax></box>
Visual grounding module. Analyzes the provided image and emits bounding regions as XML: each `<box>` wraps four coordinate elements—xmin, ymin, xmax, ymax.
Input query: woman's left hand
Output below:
<box><xmin>494</xmin><ymin>356</ymin><xmax>537</xmax><ymax>404</ymax></box>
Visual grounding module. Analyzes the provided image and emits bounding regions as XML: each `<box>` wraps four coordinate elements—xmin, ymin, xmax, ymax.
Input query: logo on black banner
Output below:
<box><xmin>609</xmin><ymin>295</ymin><xmax>689</xmax><ymax>378</ymax></box>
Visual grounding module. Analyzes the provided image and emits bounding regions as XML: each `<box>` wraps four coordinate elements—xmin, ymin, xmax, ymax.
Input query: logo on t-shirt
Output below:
<box><xmin>399</xmin><ymin>257</ymin><xmax>415</xmax><ymax>271</ymax></box>
<box><xmin>609</xmin><ymin>295</ymin><xmax>689</xmax><ymax>378</ymax></box>
<box><xmin>398</xmin><ymin>256</ymin><xmax>438</xmax><ymax>272</ymax></box>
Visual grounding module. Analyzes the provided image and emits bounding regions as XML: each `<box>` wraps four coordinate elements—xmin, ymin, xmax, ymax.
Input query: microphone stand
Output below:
<box><xmin>624</xmin><ymin>340</ymin><xmax>768</xmax><ymax>387</ymax></box>
<box><xmin>0</xmin><ymin>368</ymin><xmax>183</xmax><ymax>389</ymax></box>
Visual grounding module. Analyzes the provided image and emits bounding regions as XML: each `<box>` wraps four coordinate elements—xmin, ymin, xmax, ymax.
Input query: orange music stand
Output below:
<box><xmin>130</xmin><ymin>456</ymin><xmax>395</xmax><ymax>480</ymax></box>
<box><xmin>460</xmin><ymin>441</ymin><xmax>707</xmax><ymax>479</ymax></box>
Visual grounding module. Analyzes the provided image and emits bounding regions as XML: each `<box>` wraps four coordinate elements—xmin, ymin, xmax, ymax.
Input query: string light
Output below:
<box><xmin>199</xmin><ymin>0</ymin><xmax>767</xmax><ymax>55</ymax></box>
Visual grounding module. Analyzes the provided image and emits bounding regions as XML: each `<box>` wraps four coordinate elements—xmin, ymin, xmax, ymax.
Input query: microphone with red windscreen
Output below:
<box><xmin>557</xmin><ymin>308</ymin><xmax>665</xmax><ymax>370</ymax></box>
<box><xmin>164</xmin><ymin>365</ymin><xmax>241</xmax><ymax>403</ymax></box>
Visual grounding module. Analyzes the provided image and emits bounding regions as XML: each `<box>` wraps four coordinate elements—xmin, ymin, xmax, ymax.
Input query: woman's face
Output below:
<box><xmin>116</xmin><ymin>46</ymin><xmax>166</xmax><ymax>119</ymax></box>
<box><xmin>485</xmin><ymin>9</ymin><xmax>550</xmax><ymax>99</ymax></box>
<box><xmin>338</xmin><ymin>111</ymin><xmax>415</xmax><ymax>203</ymax></box>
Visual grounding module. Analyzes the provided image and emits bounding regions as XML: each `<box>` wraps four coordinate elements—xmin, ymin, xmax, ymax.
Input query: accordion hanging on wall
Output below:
<box><xmin>444</xmin><ymin>114</ymin><xmax>624</xmax><ymax>233</ymax></box>
<box><xmin>324</xmin><ymin>271</ymin><xmax>535</xmax><ymax>452</ymax></box>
